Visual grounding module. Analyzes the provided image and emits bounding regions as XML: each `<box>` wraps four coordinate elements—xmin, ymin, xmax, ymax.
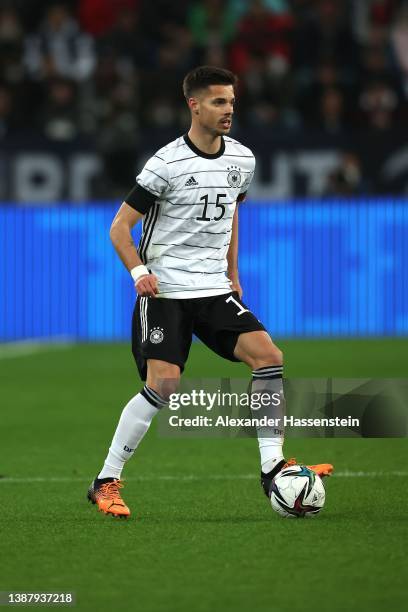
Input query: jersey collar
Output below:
<box><xmin>183</xmin><ymin>133</ymin><xmax>225</xmax><ymax>159</ymax></box>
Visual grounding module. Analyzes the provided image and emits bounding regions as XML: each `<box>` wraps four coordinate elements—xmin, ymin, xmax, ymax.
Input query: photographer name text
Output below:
<box><xmin>168</xmin><ymin>415</ymin><xmax>360</xmax><ymax>428</ymax></box>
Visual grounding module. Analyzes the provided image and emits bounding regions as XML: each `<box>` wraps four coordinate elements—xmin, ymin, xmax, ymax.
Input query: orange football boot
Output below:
<box><xmin>306</xmin><ymin>462</ymin><xmax>334</xmax><ymax>477</ymax></box>
<box><xmin>284</xmin><ymin>458</ymin><xmax>334</xmax><ymax>478</ymax></box>
<box><xmin>87</xmin><ymin>478</ymin><xmax>130</xmax><ymax>518</ymax></box>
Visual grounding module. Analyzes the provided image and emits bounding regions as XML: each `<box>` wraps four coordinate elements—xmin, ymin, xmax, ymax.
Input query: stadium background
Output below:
<box><xmin>0</xmin><ymin>1</ymin><xmax>406</xmax><ymax>612</ymax></box>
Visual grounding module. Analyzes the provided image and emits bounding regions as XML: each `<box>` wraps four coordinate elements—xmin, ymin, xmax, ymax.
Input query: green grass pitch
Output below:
<box><xmin>1</xmin><ymin>339</ymin><xmax>407</xmax><ymax>612</ymax></box>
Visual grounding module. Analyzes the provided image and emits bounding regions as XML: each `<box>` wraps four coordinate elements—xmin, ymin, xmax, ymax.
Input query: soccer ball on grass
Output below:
<box><xmin>270</xmin><ymin>465</ymin><xmax>325</xmax><ymax>518</ymax></box>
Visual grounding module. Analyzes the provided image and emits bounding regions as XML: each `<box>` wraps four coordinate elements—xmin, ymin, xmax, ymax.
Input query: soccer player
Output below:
<box><xmin>87</xmin><ymin>66</ymin><xmax>333</xmax><ymax>517</ymax></box>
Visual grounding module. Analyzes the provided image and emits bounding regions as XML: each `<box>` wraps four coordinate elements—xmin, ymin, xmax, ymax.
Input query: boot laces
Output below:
<box><xmin>99</xmin><ymin>479</ymin><xmax>124</xmax><ymax>500</ymax></box>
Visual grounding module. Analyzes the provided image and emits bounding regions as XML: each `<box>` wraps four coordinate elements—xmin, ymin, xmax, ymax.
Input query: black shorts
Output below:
<box><xmin>132</xmin><ymin>291</ymin><xmax>266</xmax><ymax>380</ymax></box>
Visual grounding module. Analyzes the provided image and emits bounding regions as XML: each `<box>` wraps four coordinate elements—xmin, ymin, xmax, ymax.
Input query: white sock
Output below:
<box><xmin>258</xmin><ymin>443</ymin><xmax>284</xmax><ymax>474</ymax></box>
<box><xmin>98</xmin><ymin>386</ymin><xmax>167</xmax><ymax>480</ymax></box>
<box><xmin>251</xmin><ymin>366</ymin><xmax>285</xmax><ymax>474</ymax></box>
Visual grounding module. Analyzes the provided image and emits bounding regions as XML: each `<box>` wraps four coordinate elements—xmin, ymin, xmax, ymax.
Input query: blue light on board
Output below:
<box><xmin>1</xmin><ymin>200</ymin><xmax>407</xmax><ymax>340</ymax></box>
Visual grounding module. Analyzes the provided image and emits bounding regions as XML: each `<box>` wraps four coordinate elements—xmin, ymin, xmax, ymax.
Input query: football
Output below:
<box><xmin>270</xmin><ymin>465</ymin><xmax>326</xmax><ymax>518</ymax></box>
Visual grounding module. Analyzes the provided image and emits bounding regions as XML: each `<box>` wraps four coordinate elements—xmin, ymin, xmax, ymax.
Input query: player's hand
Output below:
<box><xmin>135</xmin><ymin>273</ymin><xmax>159</xmax><ymax>297</ymax></box>
<box><xmin>230</xmin><ymin>279</ymin><xmax>243</xmax><ymax>299</ymax></box>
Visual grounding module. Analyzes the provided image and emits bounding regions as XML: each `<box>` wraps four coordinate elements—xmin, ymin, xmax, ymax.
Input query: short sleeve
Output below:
<box><xmin>137</xmin><ymin>155</ymin><xmax>170</xmax><ymax>197</ymax></box>
<box><xmin>125</xmin><ymin>155</ymin><xmax>170</xmax><ymax>214</ymax></box>
<box><xmin>238</xmin><ymin>158</ymin><xmax>255</xmax><ymax>202</ymax></box>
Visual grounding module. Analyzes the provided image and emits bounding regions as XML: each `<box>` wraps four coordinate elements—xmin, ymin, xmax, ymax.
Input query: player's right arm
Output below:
<box><xmin>115</xmin><ymin>151</ymin><xmax>170</xmax><ymax>297</ymax></box>
<box><xmin>110</xmin><ymin>202</ymin><xmax>158</xmax><ymax>297</ymax></box>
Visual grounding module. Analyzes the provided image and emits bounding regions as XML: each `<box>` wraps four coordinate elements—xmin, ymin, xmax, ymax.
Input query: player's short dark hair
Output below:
<box><xmin>182</xmin><ymin>66</ymin><xmax>237</xmax><ymax>99</ymax></box>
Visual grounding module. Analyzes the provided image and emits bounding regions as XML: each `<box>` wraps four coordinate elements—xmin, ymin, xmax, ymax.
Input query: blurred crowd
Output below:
<box><xmin>1</xmin><ymin>0</ymin><xmax>408</xmax><ymax>194</ymax></box>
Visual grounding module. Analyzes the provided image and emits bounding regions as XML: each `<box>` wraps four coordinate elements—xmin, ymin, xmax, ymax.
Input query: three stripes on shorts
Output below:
<box><xmin>140</xmin><ymin>297</ymin><xmax>149</xmax><ymax>342</ymax></box>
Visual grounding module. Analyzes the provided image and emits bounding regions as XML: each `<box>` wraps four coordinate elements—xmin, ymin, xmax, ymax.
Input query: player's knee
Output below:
<box><xmin>146</xmin><ymin>361</ymin><xmax>180</xmax><ymax>399</ymax></box>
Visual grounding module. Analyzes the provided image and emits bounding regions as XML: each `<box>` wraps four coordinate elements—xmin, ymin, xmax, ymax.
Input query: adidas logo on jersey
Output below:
<box><xmin>185</xmin><ymin>176</ymin><xmax>199</xmax><ymax>187</ymax></box>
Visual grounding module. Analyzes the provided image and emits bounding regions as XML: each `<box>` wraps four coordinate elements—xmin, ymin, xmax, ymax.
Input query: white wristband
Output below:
<box><xmin>130</xmin><ymin>265</ymin><xmax>149</xmax><ymax>285</ymax></box>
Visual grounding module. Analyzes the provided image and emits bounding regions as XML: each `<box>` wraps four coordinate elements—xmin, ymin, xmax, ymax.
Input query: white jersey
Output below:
<box><xmin>127</xmin><ymin>133</ymin><xmax>255</xmax><ymax>298</ymax></box>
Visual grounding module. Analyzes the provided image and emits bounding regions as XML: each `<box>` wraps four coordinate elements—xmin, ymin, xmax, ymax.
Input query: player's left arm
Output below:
<box><xmin>227</xmin><ymin>155</ymin><xmax>254</xmax><ymax>299</ymax></box>
<box><xmin>227</xmin><ymin>206</ymin><xmax>242</xmax><ymax>298</ymax></box>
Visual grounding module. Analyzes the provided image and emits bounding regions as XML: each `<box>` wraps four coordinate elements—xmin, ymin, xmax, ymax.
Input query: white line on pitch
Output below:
<box><xmin>0</xmin><ymin>339</ymin><xmax>73</xmax><ymax>359</ymax></box>
<box><xmin>0</xmin><ymin>471</ymin><xmax>407</xmax><ymax>484</ymax></box>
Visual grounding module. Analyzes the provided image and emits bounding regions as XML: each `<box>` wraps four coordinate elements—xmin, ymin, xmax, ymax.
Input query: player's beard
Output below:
<box><xmin>201</xmin><ymin>116</ymin><xmax>232</xmax><ymax>136</ymax></box>
<box><xmin>213</xmin><ymin>120</ymin><xmax>232</xmax><ymax>135</ymax></box>
<box><xmin>218</xmin><ymin>117</ymin><xmax>232</xmax><ymax>132</ymax></box>
<box><xmin>206</xmin><ymin>125</ymin><xmax>229</xmax><ymax>137</ymax></box>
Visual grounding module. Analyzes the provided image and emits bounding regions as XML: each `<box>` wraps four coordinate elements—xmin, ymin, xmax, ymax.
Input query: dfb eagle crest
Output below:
<box><xmin>227</xmin><ymin>165</ymin><xmax>242</xmax><ymax>187</ymax></box>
